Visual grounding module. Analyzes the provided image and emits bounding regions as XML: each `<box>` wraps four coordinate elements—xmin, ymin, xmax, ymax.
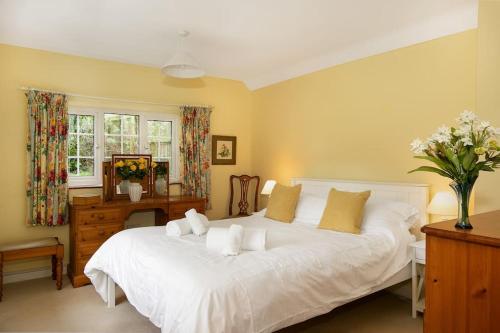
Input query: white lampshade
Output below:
<box><xmin>427</xmin><ymin>191</ymin><xmax>458</xmax><ymax>217</ymax></box>
<box><xmin>261</xmin><ymin>180</ymin><xmax>277</xmax><ymax>195</ymax></box>
<box><xmin>161</xmin><ymin>50</ymin><xmax>205</xmax><ymax>79</ymax></box>
<box><xmin>161</xmin><ymin>30</ymin><xmax>205</xmax><ymax>79</ymax></box>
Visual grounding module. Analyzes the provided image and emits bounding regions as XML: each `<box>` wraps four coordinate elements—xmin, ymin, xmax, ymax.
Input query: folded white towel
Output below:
<box><xmin>222</xmin><ymin>224</ymin><xmax>244</xmax><ymax>256</ymax></box>
<box><xmin>206</xmin><ymin>227</ymin><xmax>227</xmax><ymax>252</ymax></box>
<box><xmin>165</xmin><ymin>218</ymin><xmax>192</xmax><ymax>237</ymax></box>
<box><xmin>242</xmin><ymin>228</ymin><xmax>267</xmax><ymax>251</ymax></box>
<box><xmin>206</xmin><ymin>226</ymin><xmax>267</xmax><ymax>254</ymax></box>
<box><xmin>185</xmin><ymin>209</ymin><xmax>209</xmax><ymax>236</ymax></box>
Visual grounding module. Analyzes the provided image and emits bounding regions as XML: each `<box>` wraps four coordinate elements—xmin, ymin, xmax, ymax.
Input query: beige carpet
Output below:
<box><xmin>0</xmin><ymin>276</ymin><xmax>423</xmax><ymax>332</ymax></box>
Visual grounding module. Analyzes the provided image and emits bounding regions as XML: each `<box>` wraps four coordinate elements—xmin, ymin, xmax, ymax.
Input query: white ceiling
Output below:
<box><xmin>0</xmin><ymin>0</ymin><xmax>478</xmax><ymax>90</ymax></box>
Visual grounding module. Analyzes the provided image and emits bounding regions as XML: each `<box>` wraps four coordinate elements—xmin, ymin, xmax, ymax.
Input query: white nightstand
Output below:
<box><xmin>409</xmin><ymin>239</ymin><xmax>426</xmax><ymax>318</ymax></box>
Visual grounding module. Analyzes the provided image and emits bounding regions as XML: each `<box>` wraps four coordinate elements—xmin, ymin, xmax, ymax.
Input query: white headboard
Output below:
<box><xmin>290</xmin><ymin>178</ymin><xmax>430</xmax><ymax>230</ymax></box>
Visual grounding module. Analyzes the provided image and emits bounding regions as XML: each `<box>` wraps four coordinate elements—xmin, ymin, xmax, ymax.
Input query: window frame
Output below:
<box><xmin>68</xmin><ymin>107</ymin><xmax>180</xmax><ymax>188</ymax></box>
<box><xmin>67</xmin><ymin>108</ymin><xmax>101</xmax><ymax>188</ymax></box>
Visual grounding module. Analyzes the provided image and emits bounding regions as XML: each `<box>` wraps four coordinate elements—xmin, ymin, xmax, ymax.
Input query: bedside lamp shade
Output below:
<box><xmin>427</xmin><ymin>192</ymin><xmax>457</xmax><ymax>217</ymax></box>
<box><xmin>261</xmin><ymin>180</ymin><xmax>277</xmax><ymax>195</ymax></box>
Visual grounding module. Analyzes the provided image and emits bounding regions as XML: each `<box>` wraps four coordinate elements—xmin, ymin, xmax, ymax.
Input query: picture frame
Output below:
<box><xmin>212</xmin><ymin>135</ymin><xmax>236</xmax><ymax>165</ymax></box>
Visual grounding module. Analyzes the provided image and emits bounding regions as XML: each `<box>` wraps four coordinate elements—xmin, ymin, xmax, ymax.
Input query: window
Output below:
<box><xmin>147</xmin><ymin>120</ymin><xmax>173</xmax><ymax>174</ymax></box>
<box><xmin>68</xmin><ymin>108</ymin><xmax>179</xmax><ymax>187</ymax></box>
<box><xmin>104</xmin><ymin>114</ymin><xmax>139</xmax><ymax>158</ymax></box>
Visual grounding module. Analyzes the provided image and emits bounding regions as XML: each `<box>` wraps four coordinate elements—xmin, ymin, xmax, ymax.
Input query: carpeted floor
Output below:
<box><xmin>0</xmin><ymin>276</ymin><xmax>423</xmax><ymax>332</ymax></box>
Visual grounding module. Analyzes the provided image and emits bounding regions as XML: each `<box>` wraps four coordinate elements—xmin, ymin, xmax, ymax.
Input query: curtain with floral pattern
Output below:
<box><xmin>179</xmin><ymin>106</ymin><xmax>212</xmax><ymax>208</ymax></box>
<box><xmin>26</xmin><ymin>90</ymin><xmax>69</xmax><ymax>226</ymax></box>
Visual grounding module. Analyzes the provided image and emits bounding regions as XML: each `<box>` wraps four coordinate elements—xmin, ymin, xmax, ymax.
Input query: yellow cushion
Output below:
<box><xmin>318</xmin><ymin>188</ymin><xmax>371</xmax><ymax>234</ymax></box>
<box><xmin>265</xmin><ymin>184</ymin><xmax>302</xmax><ymax>223</ymax></box>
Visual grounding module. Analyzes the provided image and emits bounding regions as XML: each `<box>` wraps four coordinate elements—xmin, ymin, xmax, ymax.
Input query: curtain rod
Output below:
<box><xmin>18</xmin><ymin>86</ymin><xmax>213</xmax><ymax>109</ymax></box>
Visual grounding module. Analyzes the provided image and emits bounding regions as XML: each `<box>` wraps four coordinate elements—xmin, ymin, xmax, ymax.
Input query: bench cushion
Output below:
<box><xmin>0</xmin><ymin>237</ymin><xmax>59</xmax><ymax>252</ymax></box>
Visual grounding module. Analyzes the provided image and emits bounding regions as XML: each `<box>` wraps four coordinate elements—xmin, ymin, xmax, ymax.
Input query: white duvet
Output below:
<box><xmin>85</xmin><ymin>215</ymin><xmax>413</xmax><ymax>333</ymax></box>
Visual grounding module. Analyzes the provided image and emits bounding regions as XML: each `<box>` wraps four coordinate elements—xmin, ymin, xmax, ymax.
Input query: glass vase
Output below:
<box><xmin>449</xmin><ymin>178</ymin><xmax>477</xmax><ymax>229</ymax></box>
<box><xmin>155</xmin><ymin>176</ymin><xmax>167</xmax><ymax>196</ymax></box>
<box><xmin>119</xmin><ymin>179</ymin><xmax>130</xmax><ymax>194</ymax></box>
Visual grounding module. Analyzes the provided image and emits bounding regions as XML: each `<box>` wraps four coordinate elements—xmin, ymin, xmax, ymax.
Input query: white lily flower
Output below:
<box><xmin>410</xmin><ymin>138</ymin><xmax>427</xmax><ymax>154</ymax></box>
<box><xmin>461</xmin><ymin>136</ymin><xmax>474</xmax><ymax>146</ymax></box>
<box><xmin>454</xmin><ymin>125</ymin><xmax>470</xmax><ymax>137</ymax></box>
<box><xmin>457</xmin><ymin>110</ymin><xmax>477</xmax><ymax>124</ymax></box>
<box><xmin>477</xmin><ymin>121</ymin><xmax>491</xmax><ymax>131</ymax></box>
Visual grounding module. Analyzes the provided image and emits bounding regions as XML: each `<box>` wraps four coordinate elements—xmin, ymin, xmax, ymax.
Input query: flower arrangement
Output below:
<box><xmin>409</xmin><ymin>111</ymin><xmax>500</xmax><ymax>229</ymax></box>
<box><xmin>154</xmin><ymin>162</ymin><xmax>168</xmax><ymax>177</ymax></box>
<box><xmin>114</xmin><ymin>157</ymin><xmax>154</xmax><ymax>181</ymax></box>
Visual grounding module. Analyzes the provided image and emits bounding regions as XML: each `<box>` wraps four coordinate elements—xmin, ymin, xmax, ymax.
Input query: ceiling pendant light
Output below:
<box><xmin>161</xmin><ymin>30</ymin><xmax>205</xmax><ymax>79</ymax></box>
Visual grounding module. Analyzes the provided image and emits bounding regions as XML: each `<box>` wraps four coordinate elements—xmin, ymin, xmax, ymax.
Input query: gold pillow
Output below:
<box><xmin>265</xmin><ymin>184</ymin><xmax>302</xmax><ymax>223</ymax></box>
<box><xmin>318</xmin><ymin>188</ymin><xmax>371</xmax><ymax>234</ymax></box>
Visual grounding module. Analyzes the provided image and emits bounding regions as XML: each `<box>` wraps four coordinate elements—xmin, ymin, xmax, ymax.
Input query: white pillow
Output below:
<box><xmin>292</xmin><ymin>193</ymin><xmax>327</xmax><ymax>226</ymax></box>
<box><xmin>253</xmin><ymin>208</ymin><xmax>267</xmax><ymax>216</ymax></box>
<box><xmin>362</xmin><ymin>200</ymin><xmax>420</xmax><ymax>231</ymax></box>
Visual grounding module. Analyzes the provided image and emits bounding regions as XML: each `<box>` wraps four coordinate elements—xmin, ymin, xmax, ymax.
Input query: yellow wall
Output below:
<box><xmin>476</xmin><ymin>0</ymin><xmax>500</xmax><ymax>212</ymax></box>
<box><xmin>0</xmin><ymin>44</ymin><xmax>253</xmax><ymax>273</ymax></box>
<box><xmin>2</xmin><ymin>13</ymin><xmax>499</xmax><ymax>276</ymax></box>
<box><xmin>252</xmin><ymin>30</ymin><xmax>479</xmax><ymax>207</ymax></box>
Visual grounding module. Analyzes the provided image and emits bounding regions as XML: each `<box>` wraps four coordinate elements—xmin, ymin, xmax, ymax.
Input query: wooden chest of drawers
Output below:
<box><xmin>68</xmin><ymin>196</ymin><xmax>205</xmax><ymax>287</ymax></box>
<box><xmin>421</xmin><ymin>211</ymin><xmax>500</xmax><ymax>333</ymax></box>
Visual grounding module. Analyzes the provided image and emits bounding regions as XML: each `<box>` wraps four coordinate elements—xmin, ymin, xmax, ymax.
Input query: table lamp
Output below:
<box><xmin>261</xmin><ymin>180</ymin><xmax>277</xmax><ymax>196</ymax></box>
<box><xmin>427</xmin><ymin>191</ymin><xmax>458</xmax><ymax>222</ymax></box>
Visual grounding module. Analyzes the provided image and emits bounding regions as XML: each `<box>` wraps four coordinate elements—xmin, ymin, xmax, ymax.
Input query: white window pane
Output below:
<box><xmin>104</xmin><ymin>113</ymin><xmax>139</xmax><ymax>158</ymax></box>
<box><xmin>69</xmin><ymin>158</ymin><xmax>78</xmax><ymax>175</ymax></box>
<box><xmin>69</xmin><ymin>115</ymin><xmax>77</xmax><ymax>134</ymax></box>
<box><xmin>105</xmin><ymin>135</ymin><xmax>122</xmax><ymax>158</ymax></box>
<box><xmin>79</xmin><ymin>158</ymin><xmax>94</xmax><ymax>176</ymax></box>
<box><xmin>80</xmin><ymin>115</ymin><xmax>94</xmax><ymax>133</ymax></box>
<box><xmin>104</xmin><ymin>114</ymin><xmax>121</xmax><ymax>134</ymax></box>
<box><xmin>123</xmin><ymin>115</ymin><xmax>139</xmax><ymax>135</ymax></box>
<box><xmin>68</xmin><ymin>114</ymin><xmax>96</xmax><ymax>178</ymax></box>
<box><xmin>123</xmin><ymin>136</ymin><xmax>139</xmax><ymax>154</ymax></box>
<box><xmin>68</xmin><ymin>134</ymin><xmax>77</xmax><ymax>156</ymax></box>
<box><xmin>79</xmin><ymin>134</ymin><xmax>94</xmax><ymax>156</ymax></box>
<box><xmin>147</xmin><ymin>120</ymin><xmax>172</xmax><ymax>160</ymax></box>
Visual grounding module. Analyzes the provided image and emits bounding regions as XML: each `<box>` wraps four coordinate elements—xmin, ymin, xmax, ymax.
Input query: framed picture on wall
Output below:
<box><xmin>212</xmin><ymin>135</ymin><xmax>236</xmax><ymax>165</ymax></box>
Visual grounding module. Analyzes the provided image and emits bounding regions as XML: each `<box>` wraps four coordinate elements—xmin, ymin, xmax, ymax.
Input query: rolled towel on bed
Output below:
<box><xmin>185</xmin><ymin>208</ymin><xmax>209</xmax><ymax>236</ymax></box>
<box><xmin>206</xmin><ymin>227</ymin><xmax>227</xmax><ymax>252</ymax></box>
<box><xmin>222</xmin><ymin>224</ymin><xmax>244</xmax><ymax>256</ymax></box>
<box><xmin>242</xmin><ymin>228</ymin><xmax>267</xmax><ymax>251</ymax></box>
<box><xmin>206</xmin><ymin>226</ymin><xmax>267</xmax><ymax>254</ymax></box>
<box><xmin>165</xmin><ymin>218</ymin><xmax>192</xmax><ymax>237</ymax></box>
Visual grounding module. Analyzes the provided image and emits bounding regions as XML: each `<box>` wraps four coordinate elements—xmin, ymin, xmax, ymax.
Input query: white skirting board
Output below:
<box><xmin>3</xmin><ymin>266</ymin><xmax>68</xmax><ymax>284</ymax></box>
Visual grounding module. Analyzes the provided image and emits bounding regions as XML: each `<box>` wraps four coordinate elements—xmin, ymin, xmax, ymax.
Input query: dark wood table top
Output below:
<box><xmin>421</xmin><ymin>210</ymin><xmax>500</xmax><ymax>247</ymax></box>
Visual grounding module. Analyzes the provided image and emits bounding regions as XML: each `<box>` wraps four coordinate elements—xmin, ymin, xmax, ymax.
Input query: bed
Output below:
<box><xmin>85</xmin><ymin>178</ymin><xmax>429</xmax><ymax>333</ymax></box>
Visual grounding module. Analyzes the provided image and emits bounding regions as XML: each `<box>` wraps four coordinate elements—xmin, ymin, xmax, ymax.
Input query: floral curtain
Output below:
<box><xmin>180</xmin><ymin>106</ymin><xmax>212</xmax><ymax>208</ymax></box>
<box><xmin>26</xmin><ymin>90</ymin><xmax>69</xmax><ymax>226</ymax></box>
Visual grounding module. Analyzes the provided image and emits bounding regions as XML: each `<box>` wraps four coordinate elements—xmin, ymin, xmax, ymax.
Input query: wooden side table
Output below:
<box><xmin>409</xmin><ymin>239</ymin><xmax>426</xmax><ymax>318</ymax></box>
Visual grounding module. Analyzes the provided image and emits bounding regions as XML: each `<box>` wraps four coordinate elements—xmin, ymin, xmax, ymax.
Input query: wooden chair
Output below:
<box><xmin>0</xmin><ymin>237</ymin><xmax>63</xmax><ymax>301</ymax></box>
<box><xmin>229</xmin><ymin>175</ymin><xmax>260</xmax><ymax>217</ymax></box>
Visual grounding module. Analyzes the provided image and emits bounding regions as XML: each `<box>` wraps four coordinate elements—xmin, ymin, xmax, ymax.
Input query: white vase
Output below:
<box><xmin>128</xmin><ymin>183</ymin><xmax>143</xmax><ymax>202</ymax></box>
<box><xmin>155</xmin><ymin>177</ymin><xmax>167</xmax><ymax>195</ymax></box>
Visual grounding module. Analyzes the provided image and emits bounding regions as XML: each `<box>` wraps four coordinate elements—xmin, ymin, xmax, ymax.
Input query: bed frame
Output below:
<box><xmin>105</xmin><ymin>178</ymin><xmax>429</xmax><ymax>309</ymax></box>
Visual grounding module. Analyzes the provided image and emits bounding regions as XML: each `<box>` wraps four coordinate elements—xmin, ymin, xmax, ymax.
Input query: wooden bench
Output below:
<box><xmin>0</xmin><ymin>237</ymin><xmax>64</xmax><ymax>301</ymax></box>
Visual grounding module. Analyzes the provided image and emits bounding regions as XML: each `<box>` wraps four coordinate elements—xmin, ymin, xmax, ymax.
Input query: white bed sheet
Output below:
<box><xmin>85</xmin><ymin>215</ymin><xmax>414</xmax><ymax>333</ymax></box>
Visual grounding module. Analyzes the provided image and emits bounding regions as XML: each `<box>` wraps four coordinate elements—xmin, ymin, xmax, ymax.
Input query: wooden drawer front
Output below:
<box><xmin>77</xmin><ymin>209</ymin><xmax>122</xmax><ymax>225</ymax></box>
<box><xmin>78</xmin><ymin>223</ymin><xmax>122</xmax><ymax>243</ymax></box>
<box><xmin>76</xmin><ymin>242</ymin><xmax>103</xmax><ymax>261</ymax></box>
<box><xmin>74</xmin><ymin>260</ymin><xmax>89</xmax><ymax>275</ymax></box>
<box><xmin>169</xmin><ymin>201</ymin><xmax>205</xmax><ymax>220</ymax></box>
